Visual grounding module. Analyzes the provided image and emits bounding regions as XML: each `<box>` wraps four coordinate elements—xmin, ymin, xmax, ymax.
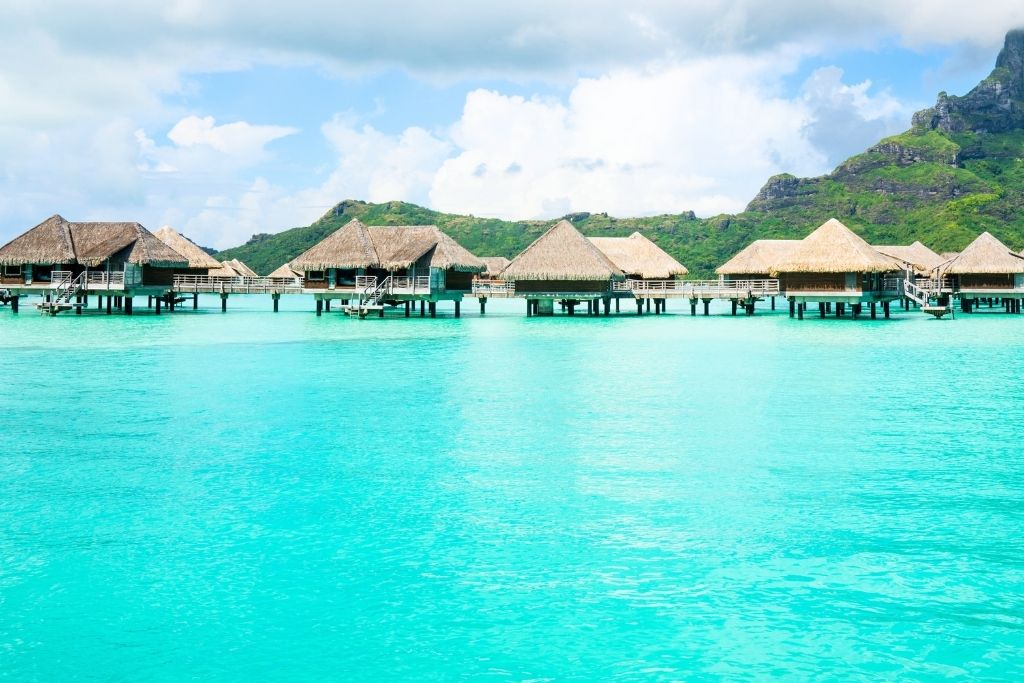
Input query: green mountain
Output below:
<box><xmin>218</xmin><ymin>30</ymin><xmax>1024</xmax><ymax>276</ymax></box>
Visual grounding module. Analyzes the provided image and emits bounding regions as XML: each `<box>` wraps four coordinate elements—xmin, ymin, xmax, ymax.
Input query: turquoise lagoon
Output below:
<box><xmin>1</xmin><ymin>296</ymin><xmax>1022</xmax><ymax>680</ymax></box>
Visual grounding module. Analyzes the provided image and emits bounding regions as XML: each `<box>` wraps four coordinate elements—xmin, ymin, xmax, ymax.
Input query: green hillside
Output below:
<box><xmin>218</xmin><ymin>30</ymin><xmax>1024</xmax><ymax>276</ymax></box>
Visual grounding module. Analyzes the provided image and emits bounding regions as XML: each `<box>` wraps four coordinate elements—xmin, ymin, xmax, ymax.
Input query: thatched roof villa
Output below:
<box><xmin>0</xmin><ymin>214</ymin><xmax>188</xmax><ymax>314</ymax></box>
<box><xmin>945</xmin><ymin>232</ymin><xmax>1024</xmax><ymax>311</ymax></box>
<box><xmin>501</xmin><ymin>219</ymin><xmax>624</xmax><ymax>316</ymax></box>
<box><xmin>716</xmin><ymin>239</ymin><xmax>799</xmax><ymax>281</ymax></box>
<box><xmin>771</xmin><ymin>218</ymin><xmax>902</xmax><ymax>319</ymax></box>
<box><xmin>289</xmin><ymin>219</ymin><xmax>485</xmax><ymax>317</ymax></box>
<box><xmin>588</xmin><ymin>232</ymin><xmax>687</xmax><ymax>280</ymax></box>
<box><xmin>268</xmin><ymin>262</ymin><xmax>303</xmax><ymax>280</ymax></box>
<box><xmin>208</xmin><ymin>259</ymin><xmax>258</xmax><ymax>278</ymax></box>
<box><xmin>479</xmin><ymin>257</ymin><xmax>511</xmax><ymax>279</ymax></box>
<box><xmin>874</xmin><ymin>241</ymin><xmax>945</xmax><ymax>276</ymax></box>
<box><xmin>153</xmin><ymin>226</ymin><xmax>221</xmax><ymax>273</ymax></box>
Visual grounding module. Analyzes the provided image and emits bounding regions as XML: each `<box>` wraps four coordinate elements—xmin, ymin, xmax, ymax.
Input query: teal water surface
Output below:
<box><xmin>1</xmin><ymin>296</ymin><xmax>1022</xmax><ymax>680</ymax></box>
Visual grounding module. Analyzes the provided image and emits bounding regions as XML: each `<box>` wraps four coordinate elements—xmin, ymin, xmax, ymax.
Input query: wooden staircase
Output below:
<box><xmin>37</xmin><ymin>272</ymin><xmax>87</xmax><ymax>316</ymax></box>
<box><xmin>344</xmin><ymin>276</ymin><xmax>391</xmax><ymax>318</ymax></box>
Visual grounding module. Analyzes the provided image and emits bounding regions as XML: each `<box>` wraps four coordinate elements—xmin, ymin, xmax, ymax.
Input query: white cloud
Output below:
<box><xmin>167</xmin><ymin>116</ymin><xmax>297</xmax><ymax>154</ymax></box>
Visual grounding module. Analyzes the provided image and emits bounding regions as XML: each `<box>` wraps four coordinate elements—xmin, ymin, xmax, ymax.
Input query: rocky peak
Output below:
<box><xmin>912</xmin><ymin>29</ymin><xmax>1024</xmax><ymax>134</ymax></box>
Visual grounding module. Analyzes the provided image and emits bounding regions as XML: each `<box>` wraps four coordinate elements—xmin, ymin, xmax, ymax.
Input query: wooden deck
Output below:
<box><xmin>172</xmin><ymin>275</ymin><xmax>304</xmax><ymax>294</ymax></box>
<box><xmin>615</xmin><ymin>279</ymin><xmax>781</xmax><ymax>299</ymax></box>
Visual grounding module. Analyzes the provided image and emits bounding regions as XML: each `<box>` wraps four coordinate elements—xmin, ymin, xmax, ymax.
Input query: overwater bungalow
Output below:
<box><xmin>209</xmin><ymin>259</ymin><xmax>258</xmax><ymax>278</ymax></box>
<box><xmin>289</xmin><ymin>218</ymin><xmax>485</xmax><ymax>317</ymax></box>
<box><xmin>716</xmin><ymin>240</ymin><xmax>799</xmax><ymax>282</ymax></box>
<box><xmin>945</xmin><ymin>232</ymin><xmax>1024</xmax><ymax>313</ymax></box>
<box><xmin>500</xmin><ymin>219</ymin><xmax>624</xmax><ymax>316</ymax></box>
<box><xmin>589</xmin><ymin>232</ymin><xmax>687</xmax><ymax>314</ymax></box>
<box><xmin>772</xmin><ymin>218</ymin><xmax>903</xmax><ymax>320</ymax></box>
<box><xmin>874</xmin><ymin>241</ymin><xmax>945</xmax><ymax>276</ymax></box>
<box><xmin>479</xmin><ymin>257</ymin><xmax>510</xmax><ymax>279</ymax></box>
<box><xmin>268</xmin><ymin>262</ymin><xmax>303</xmax><ymax>281</ymax></box>
<box><xmin>0</xmin><ymin>214</ymin><xmax>187</xmax><ymax>314</ymax></box>
<box><xmin>154</xmin><ymin>226</ymin><xmax>222</xmax><ymax>274</ymax></box>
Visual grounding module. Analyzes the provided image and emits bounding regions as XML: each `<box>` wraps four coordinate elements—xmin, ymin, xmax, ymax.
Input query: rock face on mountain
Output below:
<box><xmin>912</xmin><ymin>30</ymin><xmax>1024</xmax><ymax>134</ymax></box>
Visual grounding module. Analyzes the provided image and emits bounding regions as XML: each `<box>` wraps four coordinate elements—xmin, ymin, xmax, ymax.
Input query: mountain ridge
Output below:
<box><xmin>218</xmin><ymin>30</ymin><xmax>1024</xmax><ymax>276</ymax></box>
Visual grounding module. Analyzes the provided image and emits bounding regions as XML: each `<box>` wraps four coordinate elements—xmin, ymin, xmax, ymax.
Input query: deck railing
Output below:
<box><xmin>392</xmin><ymin>275</ymin><xmax>431</xmax><ymax>292</ymax></box>
<box><xmin>172</xmin><ymin>275</ymin><xmax>304</xmax><ymax>293</ymax></box>
<box><xmin>52</xmin><ymin>270</ymin><xmax>139</xmax><ymax>288</ymax></box>
<box><xmin>471</xmin><ymin>279</ymin><xmax>516</xmax><ymax>297</ymax></box>
<box><xmin>354</xmin><ymin>275</ymin><xmax>378</xmax><ymax>290</ymax></box>
<box><xmin>619</xmin><ymin>279</ymin><xmax>781</xmax><ymax>297</ymax></box>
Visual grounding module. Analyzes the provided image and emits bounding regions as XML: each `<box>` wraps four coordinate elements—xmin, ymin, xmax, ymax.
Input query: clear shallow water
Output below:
<box><xmin>1</xmin><ymin>295</ymin><xmax>1023</xmax><ymax>681</ymax></box>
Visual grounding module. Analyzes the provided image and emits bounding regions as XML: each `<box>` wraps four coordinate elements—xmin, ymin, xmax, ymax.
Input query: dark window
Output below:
<box><xmin>3</xmin><ymin>265</ymin><xmax>21</xmax><ymax>277</ymax></box>
<box><xmin>307</xmin><ymin>270</ymin><xmax>325</xmax><ymax>281</ymax></box>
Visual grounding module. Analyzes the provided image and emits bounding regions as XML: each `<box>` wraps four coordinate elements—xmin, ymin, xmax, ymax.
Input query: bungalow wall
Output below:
<box><xmin>958</xmin><ymin>274</ymin><xmax>1023</xmax><ymax>289</ymax></box>
<box><xmin>444</xmin><ymin>270</ymin><xmax>474</xmax><ymax>292</ymax></box>
<box><xmin>141</xmin><ymin>265</ymin><xmax>176</xmax><ymax>286</ymax></box>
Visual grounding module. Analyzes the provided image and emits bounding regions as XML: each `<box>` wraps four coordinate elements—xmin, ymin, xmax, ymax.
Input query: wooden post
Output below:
<box><xmin>124</xmin><ymin>297</ymin><xmax>133</xmax><ymax>316</ymax></box>
<box><xmin>603</xmin><ymin>298</ymin><xmax>610</xmax><ymax>316</ymax></box>
<box><xmin>75</xmin><ymin>295</ymin><xmax>82</xmax><ymax>315</ymax></box>
<box><xmin>379</xmin><ymin>306</ymin><xmax>384</xmax><ymax>318</ymax></box>
<box><xmin>655</xmin><ymin>299</ymin><xmax>661</xmax><ymax>315</ymax></box>
<box><xmin>797</xmin><ymin>302</ymin><xmax>804</xmax><ymax>320</ymax></box>
<box><xmin>771</xmin><ymin>296</ymin><xmax>776</xmax><ymax>310</ymax></box>
<box><xmin>429</xmin><ymin>302</ymin><xmax>436</xmax><ymax>318</ymax></box>
<box><xmin>870</xmin><ymin>302</ymin><xmax>877</xmax><ymax>319</ymax></box>
<box><xmin>316</xmin><ymin>298</ymin><xmax>322</xmax><ymax>317</ymax></box>
<box><xmin>220</xmin><ymin>293</ymin><xmax>228</xmax><ymax>312</ymax></box>
<box><xmin>527</xmin><ymin>300</ymin><xmax>532</xmax><ymax>317</ymax></box>
<box><xmin>479</xmin><ymin>297</ymin><xmax>486</xmax><ymax>315</ymax></box>
<box><xmin>818</xmin><ymin>302</ymin><xmax>825</xmax><ymax>318</ymax></box>
<box><xmin>420</xmin><ymin>300</ymin><xmax>426</xmax><ymax>317</ymax></box>
<box><xmin>107</xmin><ymin>295</ymin><xmax>112</xmax><ymax>315</ymax></box>
<box><xmin>454</xmin><ymin>301</ymin><xmax>461</xmax><ymax>318</ymax></box>
<box><xmin>10</xmin><ymin>295</ymin><xmax>17</xmax><ymax>313</ymax></box>
<box><xmin>147</xmin><ymin>295</ymin><xmax>152</xmax><ymax>308</ymax></box>
<box><xmin>273</xmin><ymin>293</ymin><xmax>280</xmax><ymax>312</ymax></box>
<box><xmin>646</xmin><ymin>298</ymin><xmax>651</xmax><ymax>313</ymax></box>
<box><xmin>789</xmin><ymin>299</ymin><xmax>795</xmax><ymax>318</ymax></box>
<box><xmin>731</xmin><ymin>300</ymin><xmax>737</xmax><ymax>316</ymax></box>
<box><xmin>615</xmin><ymin>298</ymin><xmax>620</xmax><ymax>312</ymax></box>
<box><xmin>703</xmin><ymin>299</ymin><xmax>710</xmax><ymax>316</ymax></box>
<box><xmin>567</xmin><ymin>302</ymin><xmax>575</xmax><ymax>316</ymax></box>
<box><xmin>193</xmin><ymin>293</ymin><xmax>199</xmax><ymax>310</ymax></box>
<box><xmin>690</xmin><ymin>300</ymin><xmax>696</xmax><ymax>316</ymax></box>
<box><xmin>884</xmin><ymin>301</ymin><xmax>890</xmax><ymax>319</ymax></box>
<box><xmin>325</xmin><ymin>299</ymin><xmax>331</xmax><ymax>312</ymax></box>
<box><xmin>405</xmin><ymin>301</ymin><xmax>411</xmax><ymax>317</ymax></box>
<box><xmin>155</xmin><ymin>298</ymin><xmax>161</xmax><ymax>315</ymax></box>
<box><xmin>97</xmin><ymin>295</ymin><xmax>102</xmax><ymax>310</ymax></box>
<box><xmin>636</xmin><ymin>300</ymin><xmax>643</xmax><ymax>316</ymax></box>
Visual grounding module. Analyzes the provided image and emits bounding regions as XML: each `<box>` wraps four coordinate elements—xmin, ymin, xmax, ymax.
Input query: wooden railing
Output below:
<box><xmin>392</xmin><ymin>275</ymin><xmax>431</xmax><ymax>292</ymax></box>
<box><xmin>172</xmin><ymin>275</ymin><xmax>304</xmax><ymax>293</ymax></box>
<box><xmin>617</xmin><ymin>279</ymin><xmax>781</xmax><ymax>297</ymax></box>
<box><xmin>52</xmin><ymin>270</ymin><xmax>140</xmax><ymax>288</ymax></box>
<box><xmin>471</xmin><ymin>280</ymin><xmax>516</xmax><ymax>297</ymax></box>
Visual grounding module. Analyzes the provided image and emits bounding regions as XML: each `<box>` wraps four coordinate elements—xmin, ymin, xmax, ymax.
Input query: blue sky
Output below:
<box><xmin>0</xmin><ymin>1</ymin><xmax>1021</xmax><ymax>249</ymax></box>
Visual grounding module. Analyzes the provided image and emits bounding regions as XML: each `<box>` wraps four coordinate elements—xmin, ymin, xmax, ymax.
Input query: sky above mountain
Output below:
<box><xmin>2</xmin><ymin>1</ymin><xmax>1023</xmax><ymax>248</ymax></box>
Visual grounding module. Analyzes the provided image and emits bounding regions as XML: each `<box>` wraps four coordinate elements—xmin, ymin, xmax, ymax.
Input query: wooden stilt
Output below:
<box><xmin>193</xmin><ymin>293</ymin><xmax>199</xmax><ymax>310</ymax></box>
<box><xmin>798</xmin><ymin>302</ymin><xmax>804</xmax><ymax>320</ymax></box>
<box><xmin>420</xmin><ymin>300</ymin><xmax>426</xmax><ymax>316</ymax></box>
<box><xmin>527</xmin><ymin>300</ymin><xmax>533</xmax><ymax>317</ymax></box>
<box><xmin>107</xmin><ymin>296</ymin><xmax>112</xmax><ymax>315</ymax></box>
<box><xmin>10</xmin><ymin>295</ymin><xmax>17</xmax><ymax>313</ymax></box>
<box><xmin>147</xmin><ymin>295</ymin><xmax>152</xmax><ymax>308</ymax></box>
<box><xmin>789</xmin><ymin>299</ymin><xmax>795</xmax><ymax>318</ymax></box>
<box><xmin>124</xmin><ymin>297</ymin><xmax>133</xmax><ymax>316</ymax></box>
<box><xmin>325</xmin><ymin>299</ymin><xmax>331</xmax><ymax>312</ymax></box>
<box><xmin>273</xmin><ymin>293</ymin><xmax>280</xmax><ymax>312</ymax></box>
<box><xmin>870</xmin><ymin>302</ymin><xmax>877</xmax><ymax>319</ymax></box>
<box><xmin>603</xmin><ymin>298</ymin><xmax>610</xmax><ymax>316</ymax></box>
<box><xmin>615</xmin><ymin>298</ymin><xmax>620</xmax><ymax>312</ymax></box>
<box><xmin>97</xmin><ymin>295</ymin><xmax>102</xmax><ymax>310</ymax></box>
<box><xmin>884</xmin><ymin>301</ymin><xmax>890</xmax><ymax>319</ymax></box>
<box><xmin>636</xmin><ymin>300</ymin><xmax>643</xmax><ymax>316</ymax></box>
<box><xmin>731</xmin><ymin>300</ymin><xmax>737</xmax><ymax>316</ymax></box>
<box><xmin>220</xmin><ymin>293</ymin><xmax>228</xmax><ymax>312</ymax></box>
<box><xmin>646</xmin><ymin>298</ymin><xmax>651</xmax><ymax>313</ymax></box>
<box><xmin>819</xmin><ymin>302</ymin><xmax>825</xmax><ymax>318</ymax></box>
<box><xmin>155</xmin><ymin>298</ymin><xmax>161</xmax><ymax>315</ymax></box>
<box><xmin>771</xmin><ymin>296</ymin><xmax>776</xmax><ymax>310</ymax></box>
<box><xmin>75</xmin><ymin>295</ymin><xmax>82</xmax><ymax>315</ymax></box>
<box><xmin>379</xmin><ymin>306</ymin><xmax>384</xmax><ymax>318</ymax></box>
<box><xmin>690</xmin><ymin>300</ymin><xmax>697</xmax><ymax>316</ymax></box>
<box><xmin>316</xmin><ymin>299</ymin><xmax>322</xmax><ymax>317</ymax></box>
<box><xmin>429</xmin><ymin>302</ymin><xmax>436</xmax><ymax>318</ymax></box>
<box><xmin>480</xmin><ymin>297</ymin><xmax>486</xmax><ymax>315</ymax></box>
<box><xmin>455</xmin><ymin>301</ymin><xmax>460</xmax><ymax>318</ymax></box>
<box><xmin>405</xmin><ymin>301</ymin><xmax>411</xmax><ymax>317</ymax></box>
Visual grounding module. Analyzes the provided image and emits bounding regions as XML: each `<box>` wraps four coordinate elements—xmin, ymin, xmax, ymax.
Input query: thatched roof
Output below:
<box><xmin>268</xmin><ymin>262</ymin><xmax>302</xmax><ymax>279</ymax></box>
<box><xmin>207</xmin><ymin>259</ymin><xmax>258</xmax><ymax>278</ymax></box>
<box><xmin>289</xmin><ymin>219</ymin><xmax>484</xmax><ymax>273</ymax></box>
<box><xmin>0</xmin><ymin>214</ymin><xmax>186</xmax><ymax>268</ymax></box>
<box><xmin>716</xmin><ymin>239</ymin><xmax>800</xmax><ymax>275</ymax></box>
<box><xmin>589</xmin><ymin>232</ymin><xmax>688</xmax><ymax>279</ymax></box>
<box><xmin>873</xmin><ymin>241</ymin><xmax>945</xmax><ymax>274</ymax></box>
<box><xmin>772</xmin><ymin>219</ymin><xmax>899</xmax><ymax>274</ymax></box>
<box><xmin>154</xmin><ymin>226</ymin><xmax>221</xmax><ymax>269</ymax></box>
<box><xmin>502</xmin><ymin>220</ymin><xmax>623</xmax><ymax>281</ymax></box>
<box><xmin>368</xmin><ymin>227</ymin><xmax>485</xmax><ymax>272</ymax></box>
<box><xmin>479</xmin><ymin>256</ymin><xmax>511</xmax><ymax>278</ymax></box>
<box><xmin>946</xmin><ymin>232</ymin><xmax>1024</xmax><ymax>274</ymax></box>
<box><xmin>939</xmin><ymin>252</ymin><xmax>960</xmax><ymax>261</ymax></box>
